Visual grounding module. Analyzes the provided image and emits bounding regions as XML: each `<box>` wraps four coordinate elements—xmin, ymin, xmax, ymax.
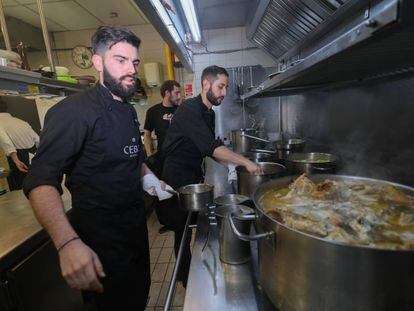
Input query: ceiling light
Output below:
<box><xmin>180</xmin><ymin>0</ymin><xmax>201</xmax><ymax>42</ymax></box>
<box><xmin>149</xmin><ymin>0</ymin><xmax>181</xmax><ymax>44</ymax></box>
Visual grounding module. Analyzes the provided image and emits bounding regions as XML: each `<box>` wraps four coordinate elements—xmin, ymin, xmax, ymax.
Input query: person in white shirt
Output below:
<box><xmin>0</xmin><ymin>113</ymin><xmax>39</xmax><ymax>190</ymax></box>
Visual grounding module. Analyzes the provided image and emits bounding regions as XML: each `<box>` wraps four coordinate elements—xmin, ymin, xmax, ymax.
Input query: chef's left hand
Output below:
<box><xmin>160</xmin><ymin>180</ymin><xmax>166</xmax><ymax>191</ymax></box>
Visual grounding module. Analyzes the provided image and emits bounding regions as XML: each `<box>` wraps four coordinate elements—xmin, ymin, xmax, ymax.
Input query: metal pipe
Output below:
<box><xmin>36</xmin><ymin>0</ymin><xmax>55</xmax><ymax>73</ymax></box>
<box><xmin>0</xmin><ymin>0</ymin><xmax>11</xmax><ymax>51</ymax></box>
<box><xmin>164</xmin><ymin>211</ymin><xmax>192</xmax><ymax>311</ymax></box>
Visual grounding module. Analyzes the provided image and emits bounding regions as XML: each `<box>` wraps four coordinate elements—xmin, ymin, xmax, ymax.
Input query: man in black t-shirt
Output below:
<box><xmin>144</xmin><ymin>80</ymin><xmax>181</xmax><ymax>234</ymax></box>
<box><xmin>143</xmin><ymin>80</ymin><xmax>181</xmax><ymax>177</ymax></box>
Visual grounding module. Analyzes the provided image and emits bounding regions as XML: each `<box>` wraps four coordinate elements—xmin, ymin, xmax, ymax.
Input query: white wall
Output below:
<box><xmin>187</xmin><ymin>26</ymin><xmax>276</xmax><ymax>95</ymax></box>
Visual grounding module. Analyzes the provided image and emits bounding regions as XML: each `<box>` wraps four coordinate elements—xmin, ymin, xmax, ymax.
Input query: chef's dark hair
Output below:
<box><xmin>91</xmin><ymin>26</ymin><xmax>141</xmax><ymax>55</ymax></box>
<box><xmin>161</xmin><ymin>80</ymin><xmax>181</xmax><ymax>97</ymax></box>
<box><xmin>201</xmin><ymin>65</ymin><xmax>228</xmax><ymax>86</ymax></box>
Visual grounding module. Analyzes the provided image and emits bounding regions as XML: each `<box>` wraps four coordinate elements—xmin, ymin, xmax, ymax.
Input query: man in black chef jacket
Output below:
<box><xmin>23</xmin><ymin>26</ymin><xmax>161</xmax><ymax>310</ymax></box>
<box><xmin>159</xmin><ymin>65</ymin><xmax>262</xmax><ymax>287</ymax></box>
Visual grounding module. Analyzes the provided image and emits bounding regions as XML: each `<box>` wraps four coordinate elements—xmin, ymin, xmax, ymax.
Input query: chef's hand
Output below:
<box><xmin>11</xmin><ymin>153</ymin><xmax>28</xmax><ymax>172</ymax></box>
<box><xmin>15</xmin><ymin>160</ymin><xmax>28</xmax><ymax>173</ymax></box>
<box><xmin>59</xmin><ymin>239</ymin><xmax>106</xmax><ymax>293</ymax></box>
<box><xmin>245</xmin><ymin>161</ymin><xmax>263</xmax><ymax>175</ymax></box>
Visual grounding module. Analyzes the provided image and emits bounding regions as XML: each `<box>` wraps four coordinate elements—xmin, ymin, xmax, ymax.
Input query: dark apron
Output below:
<box><xmin>69</xmin><ymin>103</ymin><xmax>150</xmax><ymax>310</ymax></box>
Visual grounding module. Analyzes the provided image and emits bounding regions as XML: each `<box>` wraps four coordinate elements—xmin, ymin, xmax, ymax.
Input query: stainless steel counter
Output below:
<box><xmin>0</xmin><ymin>188</ymin><xmax>71</xmax><ymax>268</ymax></box>
<box><xmin>184</xmin><ymin>214</ymin><xmax>277</xmax><ymax>311</ymax></box>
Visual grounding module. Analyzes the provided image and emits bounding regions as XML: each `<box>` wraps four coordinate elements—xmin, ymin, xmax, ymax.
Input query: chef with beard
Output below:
<box><xmin>23</xmin><ymin>26</ymin><xmax>160</xmax><ymax>310</ymax></box>
<box><xmin>159</xmin><ymin>65</ymin><xmax>262</xmax><ymax>287</ymax></box>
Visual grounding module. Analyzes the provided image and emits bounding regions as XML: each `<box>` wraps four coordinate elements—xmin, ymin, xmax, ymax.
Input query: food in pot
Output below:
<box><xmin>259</xmin><ymin>174</ymin><xmax>414</xmax><ymax>249</ymax></box>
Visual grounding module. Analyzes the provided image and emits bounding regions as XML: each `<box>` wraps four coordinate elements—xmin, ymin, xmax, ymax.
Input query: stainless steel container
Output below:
<box><xmin>215</xmin><ymin>204</ymin><xmax>254</xmax><ymax>264</ymax></box>
<box><xmin>241</xmin><ymin>151</ymin><xmax>280</xmax><ymax>163</ymax></box>
<box><xmin>214</xmin><ymin>194</ymin><xmax>251</xmax><ymax>206</ymax></box>
<box><xmin>232</xmin><ymin>175</ymin><xmax>414</xmax><ymax>311</ymax></box>
<box><xmin>286</xmin><ymin>152</ymin><xmax>337</xmax><ymax>174</ymax></box>
<box><xmin>231</xmin><ymin>128</ymin><xmax>257</xmax><ymax>153</ymax></box>
<box><xmin>236</xmin><ymin>162</ymin><xmax>286</xmax><ymax>197</ymax></box>
<box><xmin>176</xmin><ymin>184</ymin><xmax>214</xmax><ymax>212</ymax></box>
<box><xmin>275</xmin><ymin>138</ymin><xmax>306</xmax><ymax>160</ymax></box>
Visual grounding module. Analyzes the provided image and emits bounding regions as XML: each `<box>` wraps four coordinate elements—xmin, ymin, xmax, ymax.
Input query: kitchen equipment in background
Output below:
<box><xmin>231</xmin><ymin>128</ymin><xmax>257</xmax><ymax>153</ymax></box>
<box><xmin>42</xmin><ymin>66</ymin><xmax>70</xmax><ymax>76</ymax></box>
<box><xmin>286</xmin><ymin>152</ymin><xmax>337</xmax><ymax>175</ymax></box>
<box><xmin>214</xmin><ymin>194</ymin><xmax>251</xmax><ymax>207</ymax></box>
<box><xmin>241</xmin><ymin>151</ymin><xmax>280</xmax><ymax>164</ymax></box>
<box><xmin>0</xmin><ymin>49</ymin><xmax>22</xmax><ymax>68</ymax></box>
<box><xmin>236</xmin><ymin>162</ymin><xmax>286</xmax><ymax>197</ymax></box>
<box><xmin>275</xmin><ymin>138</ymin><xmax>306</xmax><ymax>160</ymax></box>
<box><xmin>74</xmin><ymin>75</ymin><xmax>96</xmax><ymax>86</ymax></box>
<box><xmin>16</xmin><ymin>42</ymin><xmax>30</xmax><ymax>71</ymax></box>
<box><xmin>216</xmin><ymin>204</ymin><xmax>255</xmax><ymax>264</ymax></box>
<box><xmin>175</xmin><ymin>183</ymin><xmax>214</xmax><ymax>212</ymax></box>
<box><xmin>231</xmin><ymin>175</ymin><xmax>414</xmax><ymax>311</ymax></box>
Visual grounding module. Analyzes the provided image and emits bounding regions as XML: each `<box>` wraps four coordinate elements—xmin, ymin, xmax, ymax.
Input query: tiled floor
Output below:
<box><xmin>145</xmin><ymin>210</ymin><xmax>187</xmax><ymax>311</ymax></box>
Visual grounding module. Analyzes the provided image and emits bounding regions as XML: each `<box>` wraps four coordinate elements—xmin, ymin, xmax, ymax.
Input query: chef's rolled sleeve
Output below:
<box><xmin>175</xmin><ymin>105</ymin><xmax>223</xmax><ymax>157</ymax></box>
<box><xmin>23</xmin><ymin>100</ymin><xmax>89</xmax><ymax>197</ymax></box>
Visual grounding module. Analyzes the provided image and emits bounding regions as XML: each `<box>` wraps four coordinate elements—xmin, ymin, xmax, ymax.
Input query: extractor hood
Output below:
<box><xmin>243</xmin><ymin>0</ymin><xmax>414</xmax><ymax>99</ymax></box>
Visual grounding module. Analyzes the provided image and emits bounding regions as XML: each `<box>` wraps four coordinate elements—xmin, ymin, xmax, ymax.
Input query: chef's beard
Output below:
<box><xmin>206</xmin><ymin>87</ymin><xmax>224</xmax><ymax>106</ymax></box>
<box><xmin>103</xmin><ymin>67</ymin><xmax>137</xmax><ymax>99</ymax></box>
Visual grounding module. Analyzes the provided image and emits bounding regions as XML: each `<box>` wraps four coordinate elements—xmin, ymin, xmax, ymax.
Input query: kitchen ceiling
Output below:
<box><xmin>2</xmin><ymin>0</ymin><xmax>257</xmax><ymax>33</ymax></box>
<box><xmin>2</xmin><ymin>0</ymin><xmax>149</xmax><ymax>32</ymax></box>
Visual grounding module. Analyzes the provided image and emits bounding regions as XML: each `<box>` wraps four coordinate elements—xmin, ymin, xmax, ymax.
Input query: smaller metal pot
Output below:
<box><xmin>275</xmin><ymin>138</ymin><xmax>306</xmax><ymax>160</ymax></box>
<box><xmin>286</xmin><ymin>152</ymin><xmax>338</xmax><ymax>175</ymax></box>
<box><xmin>236</xmin><ymin>162</ymin><xmax>286</xmax><ymax>197</ymax></box>
<box><xmin>175</xmin><ymin>184</ymin><xmax>214</xmax><ymax>212</ymax></box>
<box><xmin>216</xmin><ymin>204</ymin><xmax>255</xmax><ymax>264</ymax></box>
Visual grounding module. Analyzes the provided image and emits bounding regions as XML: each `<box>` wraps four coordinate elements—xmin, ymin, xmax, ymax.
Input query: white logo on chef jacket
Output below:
<box><xmin>123</xmin><ymin>137</ymin><xmax>140</xmax><ymax>157</ymax></box>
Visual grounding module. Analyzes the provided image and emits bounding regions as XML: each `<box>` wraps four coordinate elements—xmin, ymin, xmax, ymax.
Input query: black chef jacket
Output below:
<box><xmin>23</xmin><ymin>83</ymin><xmax>150</xmax><ymax>310</ymax></box>
<box><xmin>161</xmin><ymin>94</ymin><xmax>223</xmax><ymax>187</ymax></box>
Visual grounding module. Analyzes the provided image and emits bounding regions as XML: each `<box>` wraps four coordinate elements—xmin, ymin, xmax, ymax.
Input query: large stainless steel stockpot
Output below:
<box><xmin>230</xmin><ymin>175</ymin><xmax>414</xmax><ymax>311</ymax></box>
<box><xmin>236</xmin><ymin>162</ymin><xmax>286</xmax><ymax>197</ymax></box>
<box><xmin>175</xmin><ymin>184</ymin><xmax>214</xmax><ymax>212</ymax></box>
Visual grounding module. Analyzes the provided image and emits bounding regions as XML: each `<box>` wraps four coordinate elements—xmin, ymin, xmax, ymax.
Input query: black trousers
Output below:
<box><xmin>71</xmin><ymin>205</ymin><xmax>150</xmax><ymax>311</ymax></box>
<box><xmin>160</xmin><ymin>162</ymin><xmax>203</xmax><ymax>287</ymax></box>
<box><xmin>6</xmin><ymin>148</ymin><xmax>32</xmax><ymax>191</ymax></box>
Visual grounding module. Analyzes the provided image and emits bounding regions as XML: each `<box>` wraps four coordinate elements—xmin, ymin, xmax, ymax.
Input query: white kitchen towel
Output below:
<box><xmin>227</xmin><ymin>163</ymin><xmax>238</xmax><ymax>184</ymax></box>
<box><xmin>142</xmin><ymin>173</ymin><xmax>174</xmax><ymax>201</ymax></box>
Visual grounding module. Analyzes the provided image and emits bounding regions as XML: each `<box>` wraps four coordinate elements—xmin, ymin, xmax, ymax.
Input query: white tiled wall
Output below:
<box><xmin>186</xmin><ymin>26</ymin><xmax>276</xmax><ymax>95</ymax></box>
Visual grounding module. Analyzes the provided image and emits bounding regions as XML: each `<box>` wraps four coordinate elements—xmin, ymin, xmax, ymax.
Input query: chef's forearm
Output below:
<box><xmin>141</xmin><ymin>163</ymin><xmax>153</xmax><ymax>177</ymax></box>
<box><xmin>9</xmin><ymin>152</ymin><xmax>19</xmax><ymax>164</ymax></box>
<box><xmin>29</xmin><ymin>185</ymin><xmax>78</xmax><ymax>249</ymax></box>
<box><xmin>213</xmin><ymin>146</ymin><xmax>251</xmax><ymax>166</ymax></box>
